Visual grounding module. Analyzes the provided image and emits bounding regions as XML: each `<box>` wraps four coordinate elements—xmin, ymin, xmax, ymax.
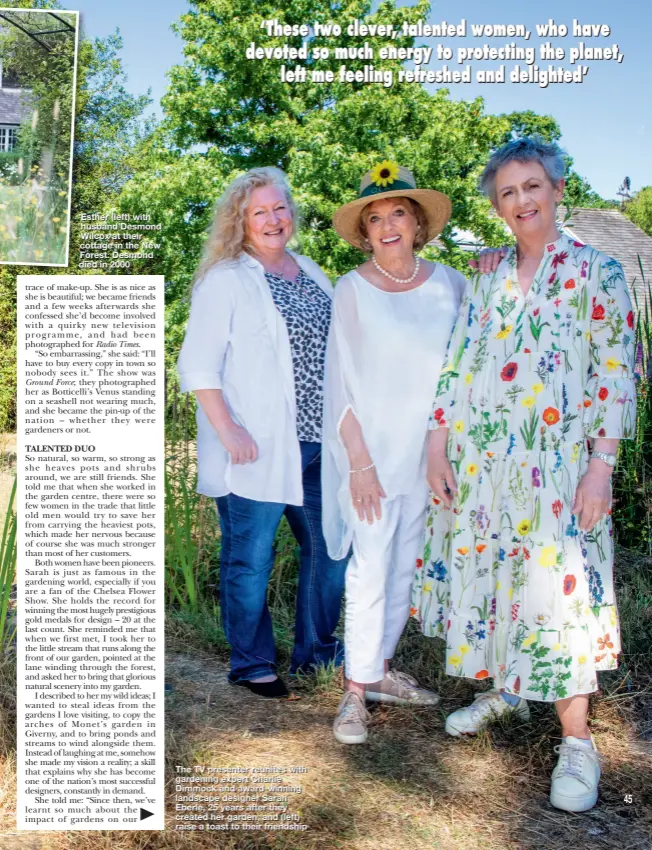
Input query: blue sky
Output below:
<box><xmin>69</xmin><ymin>0</ymin><xmax>650</xmax><ymax>200</ymax></box>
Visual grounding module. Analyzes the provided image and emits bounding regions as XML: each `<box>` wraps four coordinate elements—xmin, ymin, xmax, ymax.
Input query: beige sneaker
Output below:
<box><xmin>333</xmin><ymin>691</ymin><xmax>370</xmax><ymax>744</ymax></box>
<box><xmin>366</xmin><ymin>669</ymin><xmax>440</xmax><ymax>706</ymax></box>
<box><xmin>550</xmin><ymin>737</ymin><xmax>601</xmax><ymax>812</ymax></box>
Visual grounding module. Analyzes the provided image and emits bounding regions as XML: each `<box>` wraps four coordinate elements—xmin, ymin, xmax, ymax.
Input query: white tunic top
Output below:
<box><xmin>177</xmin><ymin>251</ymin><xmax>334</xmax><ymax>504</ymax></box>
<box><xmin>322</xmin><ymin>264</ymin><xmax>467</xmax><ymax>559</ymax></box>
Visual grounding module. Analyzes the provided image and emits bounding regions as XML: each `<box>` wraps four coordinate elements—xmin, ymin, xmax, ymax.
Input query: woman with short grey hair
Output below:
<box><xmin>478</xmin><ymin>136</ymin><xmax>566</xmax><ymax>203</ymax></box>
<box><xmin>413</xmin><ymin>136</ymin><xmax>636</xmax><ymax>812</ymax></box>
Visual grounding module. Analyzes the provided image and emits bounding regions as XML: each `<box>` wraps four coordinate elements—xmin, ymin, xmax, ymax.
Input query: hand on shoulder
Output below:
<box><xmin>469</xmin><ymin>246</ymin><xmax>509</xmax><ymax>274</ymax></box>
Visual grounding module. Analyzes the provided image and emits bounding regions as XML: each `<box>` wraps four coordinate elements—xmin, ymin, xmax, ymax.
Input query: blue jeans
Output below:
<box><xmin>216</xmin><ymin>442</ymin><xmax>346</xmax><ymax>682</ymax></box>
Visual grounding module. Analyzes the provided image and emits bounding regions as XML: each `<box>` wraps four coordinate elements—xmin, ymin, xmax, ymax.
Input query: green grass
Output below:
<box><xmin>0</xmin><ymin>476</ymin><xmax>16</xmax><ymax>650</ymax></box>
<box><xmin>0</xmin><ymin>177</ymin><xmax>69</xmax><ymax>264</ymax></box>
<box><xmin>0</xmin><ymin>102</ymin><xmax>70</xmax><ymax>265</ymax></box>
<box><xmin>613</xmin><ymin>275</ymin><xmax>652</xmax><ymax>554</ymax></box>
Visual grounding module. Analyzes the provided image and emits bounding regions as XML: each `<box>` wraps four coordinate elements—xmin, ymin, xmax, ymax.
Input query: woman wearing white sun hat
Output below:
<box><xmin>323</xmin><ymin>161</ymin><xmax>469</xmax><ymax>744</ymax></box>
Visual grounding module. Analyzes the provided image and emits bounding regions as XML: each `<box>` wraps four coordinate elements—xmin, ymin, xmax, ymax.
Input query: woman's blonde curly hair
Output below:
<box><xmin>195</xmin><ymin>166</ymin><xmax>298</xmax><ymax>282</ymax></box>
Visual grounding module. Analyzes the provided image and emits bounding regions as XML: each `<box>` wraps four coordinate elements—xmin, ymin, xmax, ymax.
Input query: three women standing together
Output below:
<box><xmin>178</xmin><ymin>137</ymin><xmax>636</xmax><ymax>813</ymax></box>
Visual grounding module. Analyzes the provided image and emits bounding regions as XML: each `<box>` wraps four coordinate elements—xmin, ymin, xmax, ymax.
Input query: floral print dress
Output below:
<box><xmin>411</xmin><ymin>234</ymin><xmax>637</xmax><ymax>702</ymax></box>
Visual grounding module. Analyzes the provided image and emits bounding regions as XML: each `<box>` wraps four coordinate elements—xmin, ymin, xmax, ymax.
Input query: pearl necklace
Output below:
<box><xmin>372</xmin><ymin>254</ymin><xmax>420</xmax><ymax>285</ymax></box>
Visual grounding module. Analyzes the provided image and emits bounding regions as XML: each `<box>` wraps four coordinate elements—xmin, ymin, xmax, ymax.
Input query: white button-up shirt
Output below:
<box><xmin>177</xmin><ymin>251</ymin><xmax>334</xmax><ymax>504</ymax></box>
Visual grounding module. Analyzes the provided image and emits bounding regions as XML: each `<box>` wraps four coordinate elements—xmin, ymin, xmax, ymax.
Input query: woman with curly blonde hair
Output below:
<box><xmin>178</xmin><ymin>167</ymin><xmax>346</xmax><ymax>697</ymax></box>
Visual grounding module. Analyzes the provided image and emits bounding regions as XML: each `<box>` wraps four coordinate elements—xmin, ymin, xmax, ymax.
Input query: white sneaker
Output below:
<box><xmin>366</xmin><ymin>669</ymin><xmax>440</xmax><ymax>706</ymax></box>
<box><xmin>550</xmin><ymin>737</ymin><xmax>601</xmax><ymax>812</ymax></box>
<box><xmin>445</xmin><ymin>690</ymin><xmax>530</xmax><ymax>737</ymax></box>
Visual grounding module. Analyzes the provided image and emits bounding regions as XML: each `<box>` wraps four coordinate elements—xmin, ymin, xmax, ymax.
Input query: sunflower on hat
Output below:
<box><xmin>332</xmin><ymin>162</ymin><xmax>452</xmax><ymax>251</ymax></box>
<box><xmin>369</xmin><ymin>160</ymin><xmax>400</xmax><ymax>188</ymax></box>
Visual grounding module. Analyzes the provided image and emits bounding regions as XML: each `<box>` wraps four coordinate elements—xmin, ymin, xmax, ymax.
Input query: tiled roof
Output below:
<box><xmin>0</xmin><ymin>87</ymin><xmax>31</xmax><ymax>125</ymax></box>
<box><xmin>562</xmin><ymin>208</ymin><xmax>652</xmax><ymax>308</ymax></box>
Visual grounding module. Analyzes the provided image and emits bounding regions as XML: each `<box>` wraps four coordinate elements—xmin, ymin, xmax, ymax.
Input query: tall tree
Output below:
<box><xmin>73</xmin><ymin>33</ymin><xmax>154</xmax><ymax>203</ymax></box>
<box><xmin>119</xmin><ymin>0</ymin><xmax>567</xmax><ymax>309</ymax></box>
<box><xmin>0</xmin><ymin>28</ymin><xmax>153</xmax><ymax>433</ymax></box>
<box><xmin>563</xmin><ymin>170</ymin><xmax>616</xmax><ymax>211</ymax></box>
<box><xmin>624</xmin><ymin>186</ymin><xmax>652</xmax><ymax>236</ymax></box>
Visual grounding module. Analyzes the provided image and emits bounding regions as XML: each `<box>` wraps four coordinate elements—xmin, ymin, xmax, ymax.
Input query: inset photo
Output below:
<box><xmin>0</xmin><ymin>8</ymin><xmax>78</xmax><ymax>266</ymax></box>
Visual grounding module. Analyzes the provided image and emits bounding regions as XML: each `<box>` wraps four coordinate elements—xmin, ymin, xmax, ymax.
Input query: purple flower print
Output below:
<box><xmin>476</xmin><ymin>504</ymin><xmax>489</xmax><ymax>533</ymax></box>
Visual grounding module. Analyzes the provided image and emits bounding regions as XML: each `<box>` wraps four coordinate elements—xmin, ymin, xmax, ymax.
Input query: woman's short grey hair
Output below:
<box><xmin>479</xmin><ymin>136</ymin><xmax>566</xmax><ymax>204</ymax></box>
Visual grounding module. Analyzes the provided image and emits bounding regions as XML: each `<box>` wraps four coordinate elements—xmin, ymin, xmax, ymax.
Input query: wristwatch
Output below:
<box><xmin>591</xmin><ymin>451</ymin><xmax>617</xmax><ymax>468</ymax></box>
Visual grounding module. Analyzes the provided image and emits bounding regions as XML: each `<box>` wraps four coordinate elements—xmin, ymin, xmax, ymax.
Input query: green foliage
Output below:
<box><xmin>563</xmin><ymin>171</ymin><xmax>617</xmax><ymax>210</ymax></box>
<box><xmin>119</xmin><ymin>144</ymin><xmax>230</xmax><ymax>303</ymax></box>
<box><xmin>0</xmin><ymin>181</ymin><xmax>69</xmax><ymax>264</ymax></box>
<box><xmin>624</xmin><ymin>186</ymin><xmax>652</xmax><ymax>236</ymax></box>
<box><xmin>165</xmin><ymin>392</ymin><xmax>220</xmax><ymax>614</ymax></box>
<box><xmin>0</xmin><ymin>8</ymin><xmax>77</xmax><ymax>184</ymax></box>
<box><xmin>0</xmin><ymin>273</ymin><xmax>16</xmax><ymax>433</ymax></box>
<box><xmin>165</xmin><ymin>463</ymin><xmax>202</xmax><ymax>613</ymax></box>
<box><xmin>0</xmin><ymin>152</ymin><xmax>21</xmax><ymax>181</ymax></box>
<box><xmin>73</xmin><ymin>33</ymin><xmax>154</xmax><ymax>204</ymax></box>
<box><xmin>612</xmin><ymin>274</ymin><xmax>652</xmax><ymax>554</ymax></box>
<box><xmin>0</xmin><ymin>478</ymin><xmax>16</xmax><ymax>649</ymax></box>
<box><xmin>499</xmin><ymin>110</ymin><xmax>561</xmax><ymax>143</ymax></box>
<box><xmin>0</xmin><ymin>7</ymin><xmax>77</xmax><ymax>263</ymax></box>
<box><xmin>0</xmin><ymin>32</ymin><xmax>152</xmax><ymax>432</ymax></box>
<box><xmin>119</xmin><ymin>0</ymin><xmax>601</xmax><ymax>371</ymax></box>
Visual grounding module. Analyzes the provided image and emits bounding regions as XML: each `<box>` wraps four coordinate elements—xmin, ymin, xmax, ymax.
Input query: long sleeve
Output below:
<box><xmin>321</xmin><ymin>276</ymin><xmax>361</xmax><ymax>560</ymax></box>
<box><xmin>428</xmin><ymin>275</ymin><xmax>474</xmax><ymax>430</ymax></box>
<box><xmin>177</xmin><ymin>267</ymin><xmax>234</xmax><ymax>393</ymax></box>
<box><xmin>323</xmin><ymin>277</ymin><xmax>361</xmax><ymax>442</ymax></box>
<box><xmin>583</xmin><ymin>257</ymin><xmax>637</xmax><ymax>439</ymax></box>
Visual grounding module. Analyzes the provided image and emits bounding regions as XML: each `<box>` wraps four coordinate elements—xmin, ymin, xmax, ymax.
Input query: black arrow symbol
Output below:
<box><xmin>139</xmin><ymin>808</ymin><xmax>154</xmax><ymax>821</ymax></box>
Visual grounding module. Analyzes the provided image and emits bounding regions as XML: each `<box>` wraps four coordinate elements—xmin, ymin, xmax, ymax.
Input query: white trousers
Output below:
<box><xmin>345</xmin><ymin>484</ymin><xmax>428</xmax><ymax>683</ymax></box>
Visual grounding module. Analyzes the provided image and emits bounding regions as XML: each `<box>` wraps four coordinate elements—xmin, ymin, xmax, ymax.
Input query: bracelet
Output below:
<box><xmin>590</xmin><ymin>451</ymin><xmax>617</xmax><ymax>468</ymax></box>
<box><xmin>349</xmin><ymin>462</ymin><xmax>375</xmax><ymax>475</ymax></box>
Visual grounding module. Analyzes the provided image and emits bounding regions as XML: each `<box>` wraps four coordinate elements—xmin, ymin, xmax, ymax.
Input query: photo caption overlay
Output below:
<box><xmin>78</xmin><ymin>212</ymin><xmax>163</xmax><ymax>271</ymax></box>
<box><xmin>175</xmin><ymin>765</ymin><xmax>310</xmax><ymax>835</ymax></box>
<box><xmin>17</xmin><ymin>275</ymin><xmax>165</xmax><ymax>830</ymax></box>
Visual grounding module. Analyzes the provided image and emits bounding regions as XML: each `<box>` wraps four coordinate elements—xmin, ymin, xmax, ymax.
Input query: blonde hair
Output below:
<box><xmin>195</xmin><ymin>167</ymin><xmax>298</xmax><ymax>281</ymax></box>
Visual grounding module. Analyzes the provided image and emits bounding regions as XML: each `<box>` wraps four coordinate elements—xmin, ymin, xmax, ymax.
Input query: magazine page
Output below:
<box><xmin>0</xmin><ymin>0</ymin><xmax>650</xmax><ymax>848</ymax></box>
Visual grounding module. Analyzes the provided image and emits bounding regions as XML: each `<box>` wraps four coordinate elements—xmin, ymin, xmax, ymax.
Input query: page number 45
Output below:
<box><xmin>624</xmin><ymin>794</ymin><xmax>633</xmax><ymax>803</ymax></box>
